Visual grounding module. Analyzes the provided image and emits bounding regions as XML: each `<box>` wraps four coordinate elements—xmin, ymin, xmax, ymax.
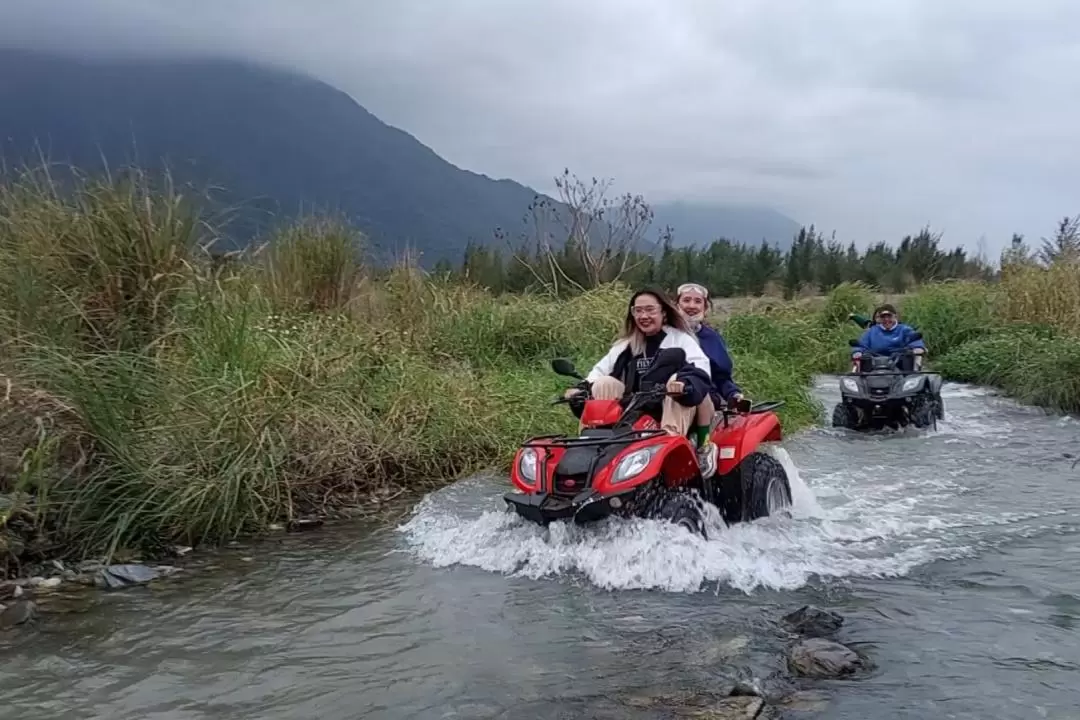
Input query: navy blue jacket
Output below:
<box><xmin>696</xmin><ymin>325</ymin><xmax>742</xmax><ymax>401</ymax></box>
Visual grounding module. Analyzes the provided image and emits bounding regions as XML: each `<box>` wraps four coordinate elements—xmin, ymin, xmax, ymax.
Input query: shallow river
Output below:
<box><xmin>3</xmin><ymin>379</ymin><xmax>1080</xmax><ymax>719</ymax></box>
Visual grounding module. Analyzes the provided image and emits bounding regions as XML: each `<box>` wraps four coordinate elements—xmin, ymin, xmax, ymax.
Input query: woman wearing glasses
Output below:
<box><xmin>563</xmin><ymin>287</ymin><xmax>718</xmax><ymax>476</ymax></box>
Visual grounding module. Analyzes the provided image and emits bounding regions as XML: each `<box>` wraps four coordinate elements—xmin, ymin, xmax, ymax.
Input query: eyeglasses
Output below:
<box><xmin>631</xmin><ymin>305</ymin><xmax>661</xmax><ymax>316</ymax></box>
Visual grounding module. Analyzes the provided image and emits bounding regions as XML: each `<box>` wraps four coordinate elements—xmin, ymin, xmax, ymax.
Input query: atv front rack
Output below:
<box><xmin>520</xmin><ymin>428</ymin><xmax>667</xmax><ymax>448</ymax></box>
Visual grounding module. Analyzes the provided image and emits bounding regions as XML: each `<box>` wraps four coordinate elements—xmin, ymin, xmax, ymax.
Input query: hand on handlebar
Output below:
<box><xmin>563</xmin><ymin>387</ymin><xmax>583</xmax><ymax>400</ymax></box>
<box><xmin>729</xmin><ymin>392</ymin><xmax>751</xmax><ymax>414</ymax></box>
<box><xmin>665</xmin><ymin>377</ymin><xmax>686</xmax><ymax>396</ymax></box>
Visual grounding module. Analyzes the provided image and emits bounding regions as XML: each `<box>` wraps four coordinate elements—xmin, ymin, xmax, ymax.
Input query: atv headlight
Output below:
<box><xmin>902</xmin><ymin>376</ymin><xmax>923</xmax><ymax>392</ymax></box>
<box><xmin>613</xmin><ymin>446</ymin><xmax>660</xmax><ymax>484</ymax></box>
<box><xmin>517</xmin><ymin>448</ymin><xmax>538</xmax><ymax>484</ymax></box>
<box><xmin>841</xmin><ymin>378</ymin><xmax>860</xmax><ymax>393</ymax></box>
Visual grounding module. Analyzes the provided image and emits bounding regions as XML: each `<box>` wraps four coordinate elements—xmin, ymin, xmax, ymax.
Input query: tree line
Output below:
<box><xmin>430</xmin><ymin>170</ymin><xmax>1078</xmax><ymax>299</ymax></box>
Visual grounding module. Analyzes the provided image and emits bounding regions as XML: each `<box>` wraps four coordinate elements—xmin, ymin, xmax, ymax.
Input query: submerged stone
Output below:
<box><xmin>781</xmin><ymin>605</ymin><xmax>844</xmax><ymax>637</ymax></box>
<box><xmin>671</xmin><ymin>696</ymin><xmax>765</xmax><ymax>719</ymax></box>
<box><xmin>788</xmin><ymin>638</ymin><xmax>864</xmax><ymax>679</ymax></box>
<box><xmin>97</xmin><ymin>564</ymin><xmax>178</xmax><ymax>590</ymax></box>
<box><xmin>0</xmin><ymin>599</ymin><xmax>35</xmax><ymax>629</ymax></box>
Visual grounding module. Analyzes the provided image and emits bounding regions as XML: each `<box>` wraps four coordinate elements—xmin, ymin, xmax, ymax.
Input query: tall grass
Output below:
<box><xmin>0</xmin><ymin>168</ymin><xmax>839</xmax><ymax>570</ymax></box>
<box><xmin>898</xmin><ymin>262</ymin><xmax>1080</xmax><ymax>412</ymax></box>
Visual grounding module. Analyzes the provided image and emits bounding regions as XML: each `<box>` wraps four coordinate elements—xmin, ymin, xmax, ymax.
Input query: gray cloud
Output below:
<box><xmin>4</xmin><ymin>0</ymin><xmax>1079</xmax><ymax>253</ymax></box>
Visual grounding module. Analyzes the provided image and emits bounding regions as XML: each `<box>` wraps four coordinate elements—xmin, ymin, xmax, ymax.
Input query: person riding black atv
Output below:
<box><xmin>831</xmin><ymin>332</ymin><xmax>944</xmax><ymax>431</ymax></box>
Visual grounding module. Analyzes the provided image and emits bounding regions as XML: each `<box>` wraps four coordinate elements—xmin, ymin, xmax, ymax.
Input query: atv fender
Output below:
<box><xmin>712</xmin><ymin>412</ymin><xmax>783</xmax><ymax>476</ymax></box>
<box><xmin>926</xmin><ymin>373</ymin><xmax>943</xmax><ymax>394</ymax></box>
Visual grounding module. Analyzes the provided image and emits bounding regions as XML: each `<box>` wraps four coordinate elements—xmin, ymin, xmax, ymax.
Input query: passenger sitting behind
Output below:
<box><xmin>675</xmin><ymin>283</ymin><xmax>747</xmax><ymax>477</ymax></box>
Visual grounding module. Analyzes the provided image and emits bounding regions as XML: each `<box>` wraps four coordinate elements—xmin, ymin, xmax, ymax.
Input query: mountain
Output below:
<box><xmin>651</xmin><ymin>202</ymin><xmax>801</xmax><ymax>250</ymax></box>
<box><xmin>0</xmin><ymin>48</ymin><xmax>801</xmax><ymax>265</ymax></box>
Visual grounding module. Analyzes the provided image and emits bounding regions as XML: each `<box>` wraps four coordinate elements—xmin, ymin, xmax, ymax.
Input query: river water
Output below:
<box><xmin>3</xmin><ymin>379</ymin><xmax>1079</xmax><ymax>719</ymax></box>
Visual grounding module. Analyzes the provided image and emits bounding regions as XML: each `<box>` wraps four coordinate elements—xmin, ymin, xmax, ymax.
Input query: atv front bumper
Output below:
<box><xmin>503</xmin><ymin>489</ymin><xmax>629</xmax><ymax>525</ymax></box>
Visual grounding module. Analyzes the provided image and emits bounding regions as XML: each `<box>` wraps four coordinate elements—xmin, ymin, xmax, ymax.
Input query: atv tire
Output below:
<box><xmin>741</xmin><ymin>452</ymin><xmax>793</xmax><ymax>522</ymax></box>
<box><xmin>934</xmin><ymin>396</ymin><xmax>945</xmax><ymax>420</ymax></box>
<box><xmin>654</xmin><ymin>490</ymin><xmax>707</xmax><ymax>539</ymax></box>
<box><xmin>831</xmin><ymin>403</ymin><xmax>859</xmax><ymax>429</ymax></box>
<box><xmin>910</xmin><ymin>396</ymin><xmax>937</xmax><ymax>430</ymax></box>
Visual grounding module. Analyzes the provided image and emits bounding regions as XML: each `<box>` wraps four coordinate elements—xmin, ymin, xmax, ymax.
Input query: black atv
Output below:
<box><xmin>831</xmin><ymin>333</ymin><xmax>945</xmax><ymax>432</ymax></box>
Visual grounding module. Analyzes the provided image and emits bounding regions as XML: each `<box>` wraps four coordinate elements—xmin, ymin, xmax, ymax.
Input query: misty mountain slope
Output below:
<box><xmin>0</xmin><ymin>48</ymin><xmax>800</xmax><ymax>263</ymax></box>
<box><xmin>651</xmin><ymin>201</ymin><xmax>800</xmax><ymax>248</ymax></box>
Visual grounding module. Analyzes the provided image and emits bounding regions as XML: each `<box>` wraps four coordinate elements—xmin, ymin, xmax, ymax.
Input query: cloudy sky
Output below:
<box><xmin>5</xmin><ymin>0</ymin><xmax>1080</xmax><ymax>253</ymax></box>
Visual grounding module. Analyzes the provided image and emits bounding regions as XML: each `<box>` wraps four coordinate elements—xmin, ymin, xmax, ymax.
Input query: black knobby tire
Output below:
<box><xmin>654</xmin><ymin>490</ymin><xmax>707</xmax><ymax>539</ymax></box>
<box><xmin>934</xmin><ymin>395</ymin><xmax>945</xmax><ymax>420</ymax></box>
<box><xmin>831</xmin><ymin>403</ymin><xmax>858</xmax><ymax>429</ymax></box>
<box><xmin>910</xmin><ymin>396</ymin><xmax>937</xmax><ymax>430</ymax></box>
<box><xmin>741</xmin><ymin>452</ymin><xmax>793</xmax><ymax>522</ymax></box>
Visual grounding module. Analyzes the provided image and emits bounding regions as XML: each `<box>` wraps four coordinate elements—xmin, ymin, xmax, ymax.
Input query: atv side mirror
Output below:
<box><xmin>551</xmin><ymin>358</ymin><xmax>583</xmax><ymax>379</ymax></box>
<box><xmin>847</xmin><ymin>339</ymin><xmax>860</xmax><ymax>347</ymax></box>
<box><xmin>909</xmin><ymin>332</ymin><xmax>923</xmax><ymax>342</ymax></box>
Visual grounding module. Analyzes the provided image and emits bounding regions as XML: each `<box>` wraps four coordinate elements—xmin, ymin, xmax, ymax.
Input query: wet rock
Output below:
<box><xmin>671</xmin><ymin>696</ymin><xmax>764</xmax><ymax>719</ymax></box>
<box><xmin>621</xmin><ymin>688</ymin><xmax>705</xmax><ymax>709</ymax></box>
<box><xmin>96</xmin><ymin>564</ymin><xmax>178</xmax><ymax>590</ymax></box>
<box><xmin>0</xmin><ymin>599</ymin><xmax>36</xmax><ymax>629</ymax></box>
<box><xmin>788</xmin><ymin>638</ymin><xmax>865</xmax><ymax>679</ymax></box>
<box><xmin>34</xmin><ymin>589</ymin><xmax>99</xmax><ymax>615</ymax></box>
<box><xmin>755</xmin><ymin>705</ymin><xmax>782</xmax><ymax>720</ymax></box>
<box><xmin>37</xmin><ymin>577</ymin><xmax>62</xmax><ymax>589</ymax></box>
<box><xmin>782</xmin><ymin>605</ymin><xmax>844</xmax><ymax>637</ymax></box>
<box><xmin>776</xmin><ymin>689</ymin><xmax>831</xmax><ymax>713</ymax></box>
<box><xmin>729</xmin><ymin>669</ymin><xmax>797</xmax><ymax>705</ymax></box>
<box><xmin>620</xmin><ymin>689</ymin><xmax>772</xmax><ymax>719</ymax></box>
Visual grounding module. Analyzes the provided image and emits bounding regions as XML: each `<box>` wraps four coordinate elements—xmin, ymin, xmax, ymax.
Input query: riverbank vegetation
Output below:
<box><xmin>0</xmin><ymin>165</ymin><xmax>1077</xmax><ymax>575</ymax></box>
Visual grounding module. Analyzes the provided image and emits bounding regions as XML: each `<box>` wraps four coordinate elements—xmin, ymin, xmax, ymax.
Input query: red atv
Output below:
<box><xmin>504</xmin><ymin>354</ymin><xmax>793</xmax><ymax>537</ymax></box>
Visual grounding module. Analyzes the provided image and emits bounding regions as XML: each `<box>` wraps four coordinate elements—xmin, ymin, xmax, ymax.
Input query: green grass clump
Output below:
<box><xmin>820</xmin><ymin>281</ymin><xmax>876</xmax><ymax>326</ymax></box>
<box><xmin>936</xmin><ymin>330</ymin><xmax>1080</xmax><ymax>412</ymax></box>
<box><xmin>899</xmin><ymin>272</ymin><xmax>1080</xmax><ymax>413</ymax></box>
<box><xmin>899</xmin><ymin>281</ymin><xmax>999</xmax><ymax>357</ymax></box>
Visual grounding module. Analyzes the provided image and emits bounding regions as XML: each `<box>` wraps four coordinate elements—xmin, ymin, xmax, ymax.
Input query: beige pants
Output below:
<box><xmin>590</xmin><ymin>375</ymin><xmax>697</xmax><ymax>436</ymax></box>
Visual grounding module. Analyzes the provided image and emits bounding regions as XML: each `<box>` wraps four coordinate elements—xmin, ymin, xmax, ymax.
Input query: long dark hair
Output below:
<box><xmin>621</xmin><ymin>286</ymin><xmax>689</xmax><ymax>354</ymax></box>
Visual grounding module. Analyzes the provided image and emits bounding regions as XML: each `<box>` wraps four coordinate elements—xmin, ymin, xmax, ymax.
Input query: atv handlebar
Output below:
<box><xmin>553</xmin><ymin>385</ymin><xmax>688</xmax><ymax>405</ymax></box>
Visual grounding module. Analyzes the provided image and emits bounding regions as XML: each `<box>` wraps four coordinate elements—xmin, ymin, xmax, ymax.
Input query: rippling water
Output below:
<box><xmin>2</xmin><ymin>379</ymin><xmax>1079</xmax><ymax>719</ymax></box>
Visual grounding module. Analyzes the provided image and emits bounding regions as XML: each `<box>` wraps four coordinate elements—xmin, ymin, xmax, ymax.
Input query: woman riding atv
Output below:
<box><xmin>851</xmin><ymin>304</ymin><xmax>926</xmax><ymax>371</ymax></box>
<box><xmin>564</xmin><ymin>287</ymin><xmax>718</xmax><ymax>475</ymax></box>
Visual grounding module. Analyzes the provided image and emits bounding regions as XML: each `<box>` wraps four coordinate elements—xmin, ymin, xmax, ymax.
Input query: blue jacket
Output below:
<box><xmin>696</xmin><ymin>325</ymin><xmax>742</xmax><ymax>401</ymax></box>
<box><xmin>853</xmin><ymin>323</ymin><xmax>926</xmax><ymax>357</ymax></box>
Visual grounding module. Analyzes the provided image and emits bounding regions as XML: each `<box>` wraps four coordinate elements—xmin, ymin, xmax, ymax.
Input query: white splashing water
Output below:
<box><xmin>397</xmin><ymin>384</ymin><xmax>1069</xmax><ymax>594</ymax></box>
